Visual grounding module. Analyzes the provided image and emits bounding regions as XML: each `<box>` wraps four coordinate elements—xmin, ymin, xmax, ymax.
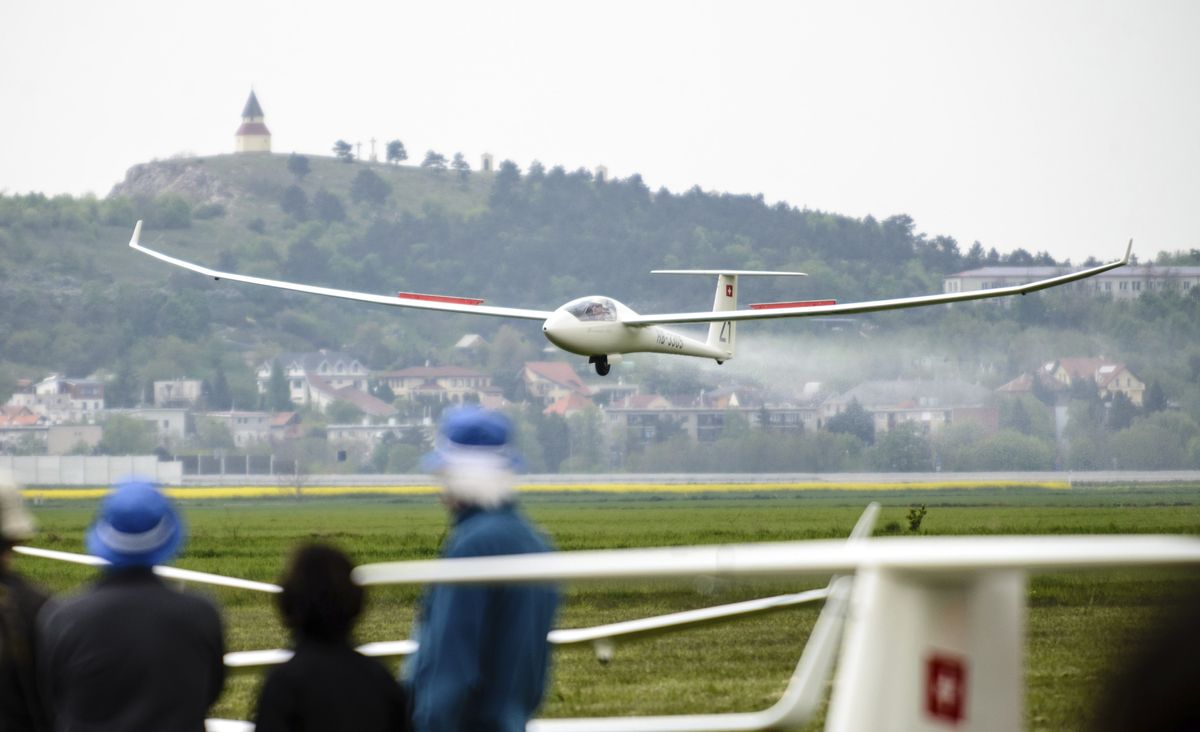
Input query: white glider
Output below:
<box><xmin>223</xmin><ymin>504</ymin><xmax>880</xmax><ymax>672</ymax></box>
<box><xmin>210</xmin><ymin>532</ymin><xmax>1200</xmax><ymax>732</ymax></box>
<box><xmin>128</xmin><ymin>222</ymin><xmax>1132</xmax><ymax>376</ymax></box>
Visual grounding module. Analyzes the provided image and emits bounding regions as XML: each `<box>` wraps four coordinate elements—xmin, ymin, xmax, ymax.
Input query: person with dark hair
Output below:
<box><xmin>0</xmin><ymin>471</ymin><xmax>51</xmax><ymax>732</ymax></box>
<box><xmin>255</xmin><ymin>543</ymin><xmax>409</xmax><ymax>732</ymax></box>
<box><xmin>406</xmin><ymin>407</ymin><xmax>559</xmax><ymax>732</ymax></box>
<box><xmin>38</xmin><ymin>478</ymin><xmax>225</xmax><ymax>731</ymax></box>
<box><xmin>1089</xmin><ymin>581</ymin><xmax>1200</xmax><ymax>731</ymax></box>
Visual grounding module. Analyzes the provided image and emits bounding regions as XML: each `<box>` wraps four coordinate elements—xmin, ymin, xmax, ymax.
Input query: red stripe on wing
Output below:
<box><xmin>396</xmin><ymin>292</ymin><xmax>485</xmax><ymax>306</ymax></box>
<box><xmin>749</xmin><ymin>299</ymin><xmax>837</xmax><ymax>310</ymax></box>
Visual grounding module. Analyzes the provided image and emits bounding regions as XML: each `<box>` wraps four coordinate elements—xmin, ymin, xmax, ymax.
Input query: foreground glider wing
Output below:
<box><xmin>626</xmin><ymin>242</ymin><xmax>1133</xmax><ymax>326</ymax></box>
<box><xmin>128</xmin><ymin>221</ymin><xmax>554</xmax><ymax>321</ymax></box>
<box><xmin>352</xmin><ymin>532</ymin><xmax>1198</xmax><ymax>586</ymax></box>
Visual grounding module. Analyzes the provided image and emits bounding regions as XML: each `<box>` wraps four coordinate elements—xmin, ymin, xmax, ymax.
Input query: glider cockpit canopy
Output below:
<box><xmin>564</xmin><ymin>297</ymin><xmax>619</xmax><ymax>322</ymax></box>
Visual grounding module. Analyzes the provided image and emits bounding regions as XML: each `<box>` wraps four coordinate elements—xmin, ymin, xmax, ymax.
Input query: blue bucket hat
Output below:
<box><xmin>420</xmin><ymin>407</ymin><xmax>524</xmax><ymax>474</ymax></box>
<box><xmin>86</xmin><ymin>478</ymin><xmax>185</xmax><ymax>568</ymax></box>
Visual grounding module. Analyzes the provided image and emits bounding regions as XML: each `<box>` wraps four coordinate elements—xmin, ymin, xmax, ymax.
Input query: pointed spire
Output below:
<box><xmin>242</xmin><ymin>90</ymin><xmax>264</xmax><ymax>119</ymax></box>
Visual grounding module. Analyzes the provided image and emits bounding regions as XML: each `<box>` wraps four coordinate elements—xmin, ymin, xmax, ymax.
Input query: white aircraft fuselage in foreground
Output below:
<box><xmin>128</xmin><ymin>222</ymin><xmax>1132</xmax><ymax>376</ymax></box>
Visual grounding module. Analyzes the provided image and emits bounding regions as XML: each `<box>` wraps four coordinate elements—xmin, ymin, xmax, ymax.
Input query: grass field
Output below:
<box><xmin>15</xmin><ymin>485</ymin><xmax>1200</xmax><ymax>730</ymax></box>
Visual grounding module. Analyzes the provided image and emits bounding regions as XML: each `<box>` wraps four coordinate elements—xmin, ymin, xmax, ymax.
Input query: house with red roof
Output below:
<box><xmin>270</xmin><ymin>412</ymin><xmax>303</xmax><ymax>441</ymax></box>
<box><xmin>6</xmin><ymin>375</ymin><xmax>106</xmax><ymax>424</ymax></box>
<box><xmin>521</xmin><ymin>362</ymin><xmax>592</xmax><ymax>407</ymax></box>
<box><xmin>543</xmin><ymin>392</ymin><xmax>596</xmax><ymax>418</ymax></box>
<box><xmin>1046</xmin><ymin>358</ymin><xmax>1145</xmax><ymax>406</ymax></box>
<box><xmin>1000</xmin><ymin>358</ymin><xmax>1146</xmax><ymax>406</ymax></box>
<box><xmin>322</xmin><ymin>382</ymin><xmax>397</xmax><ymax>419</ymax></box>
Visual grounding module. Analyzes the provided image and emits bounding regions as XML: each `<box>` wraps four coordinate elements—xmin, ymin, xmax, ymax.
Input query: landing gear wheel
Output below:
<box><xmin>590</xmin><ymin>356</ymin><xmax>611</xmax><ymax>376</ymax></box>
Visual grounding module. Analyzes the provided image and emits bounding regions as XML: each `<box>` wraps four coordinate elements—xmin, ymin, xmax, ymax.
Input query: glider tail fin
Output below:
<box><xmin>706</xmin><ymin>274</ymin><xmax>737</xmax><ymax>361</ymax></box>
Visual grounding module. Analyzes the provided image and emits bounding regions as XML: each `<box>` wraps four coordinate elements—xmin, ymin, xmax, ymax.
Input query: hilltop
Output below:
<box><xmin>110</xmin><ymin>153</ymin><xmax>493</xmax><ymax>220</ymax></box>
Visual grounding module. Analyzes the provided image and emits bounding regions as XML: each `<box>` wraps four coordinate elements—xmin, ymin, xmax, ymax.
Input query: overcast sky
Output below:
<box><xmin>2</xmin><ymin>0</ymin><xmax>1197</xmax><ymax>263</ymax></box>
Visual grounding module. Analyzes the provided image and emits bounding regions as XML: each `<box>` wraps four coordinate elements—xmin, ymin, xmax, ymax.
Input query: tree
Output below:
<box><xmin>1109</xmin><ymin>418</ymin><xmax>1189</xmax><ymax>469</ymax></box>
<box><xmin>312</xmin><ymin>189</ymin><xmax>346</xmax><ymax>223</ymax></box>
<box><xmin>826</xmin><ymin>399</ymin><xmax>875</xmax><ymax>444</ymax></box>
<box><xmin>906</xmin><ymin>504</ymin><xmax>928</xmax><ymax>532</ymax></box>
<box><xmin>1106</xmin><ymin>392</ymin><xmax>1137</xmax><ymax>432</ymax></box>
<box><xmin>208</xmin><ymin>362</ymin><xmax>232</xmax><ymax>410</ymax></box>
<box><xmin>870</xmin><ymin>423</ymin><xmax>932</xmax><ymax>471</ymax></box>
<box><xmin>106</xmin><ymin>360</ymin><xmax>140</xmax><ymax>408</ymax></box>
<box><xmin>191</xmin><ymin>418</ymin><xmax>235</xmax><ymax>450</ymax></box>
<box><xmin>150</xmin><ymin>195</ymin><xmax>192</xmax><ymax>229</ymax></box>
<box><xmin>964</xmin><ymin>241</ymin><xmax>985</xmax><ymax>269</ymax></box>
<box><xmin>283</xmin><ymin>234</ymin><xmax>329</xmax><ymax>281</ymax></box>
<box><xmin>386</xmin><ymin>140</ymin><xmax>408</xmax><ymax>164</ymax></box>
<box><xmin>421</xmin><ymin>150</ymin><xmax>448</xmax><ymax>171</ymax></box>
<box><xmin>287</xmin><ymin>153</ymin><xmax>310</xmax><ymax>180</ymax></box>
<box><xmin>350</xmin><ymin>169</ymin><xmax>392</xmax><ymax>207</ymax></box>
<box><xmin>489</xmin><ymin>160</ymin><xmax>522</xmax><ymax>208</ymax></box>
<box><xmin>452</xmin><ymin>152</ymin><xmax>470</xmax><ymax>183</ymax></box>
<box><xmin>370</xmin><ymin>381</ymin><xmax>395</xmax><ymax>404</ymax></box>
<box><xmin>326</xmin><ymin>400</ymin><xmax>364</xmax><ymax>424</ymax></box>
<box><xmin>562</xmin><ymin>408</ymin><xmax>606</xmax><ymax>472</ymax></box>
<box><xmin>537</xmin><ymin>412</ymin><xmax>570</xmax><ymax>471</ymax></box>
<box><xmin>98</xmin><ymin>415</ymin><xmax>156</xmax><ymax>455</ymax></box>
<box><xmin>267</xmin><ymin>360</ymin><xmax>292</xmax><ymax>411</ymax></box>
<box><xmin>280</xmin><ymin>185</ymin><xmax>308</xmax><ymax>219</ymax></box>
<box><xmin>965</xmin><ymin>430</ymin><xmax>1055</xmax><ymax>470</ymax></box>
<box><xmin>1144</xmin><ymin>381</ymin><xmax>1167</xmax><ymax>413</ymax></box>
<box><xmin>485</xmin><ymin>326</ymin><xmax>538</xmax><ymax>398</ymax></box>
<box><xmin>333</xmin><ymin>140</ymin><xmax>354</xmax><ymax>162</ymax></box>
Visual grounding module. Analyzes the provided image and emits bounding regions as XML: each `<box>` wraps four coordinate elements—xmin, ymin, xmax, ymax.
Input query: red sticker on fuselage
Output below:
<box><xmin>725</xmin><ymin>284</ymin><xmax>733</xmax><ymax>297</ymax></box>
<box><xmin>926</xmin><ymin>654</ymin><xmax>967</xmax><ymax>724</ymax></box>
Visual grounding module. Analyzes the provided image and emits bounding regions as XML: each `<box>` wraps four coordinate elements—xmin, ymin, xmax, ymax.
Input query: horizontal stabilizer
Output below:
<box><xmin>652</xmin><ymin>269</ymin><xmax>807</xmax><ymax>277</ymax></box>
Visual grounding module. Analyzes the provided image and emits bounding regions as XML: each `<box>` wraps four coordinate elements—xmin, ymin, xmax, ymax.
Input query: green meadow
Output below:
<box><xmin>16</xmin><ymin>485</ymin><xmax>1200</xmax><ymax>730</ymax></box>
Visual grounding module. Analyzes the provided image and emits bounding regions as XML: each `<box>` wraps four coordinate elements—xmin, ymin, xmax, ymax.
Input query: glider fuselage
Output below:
<box><xmin>541</xmin><ymin>296</ymin><xmax>729</xmax><ymax>361</ymax></box>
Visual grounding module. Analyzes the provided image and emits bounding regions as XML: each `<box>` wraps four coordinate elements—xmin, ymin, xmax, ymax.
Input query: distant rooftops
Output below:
<box><xmin>949</xmin><ymin>265</ymin><xmax>1200</xmax><ymax>278</ymax></box>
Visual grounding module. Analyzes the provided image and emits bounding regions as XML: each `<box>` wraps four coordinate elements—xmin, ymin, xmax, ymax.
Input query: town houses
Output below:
<box><xmin>1</xmin><ymin>343</ymin><xmax>1162</xmax><ymax>473</ymax></box>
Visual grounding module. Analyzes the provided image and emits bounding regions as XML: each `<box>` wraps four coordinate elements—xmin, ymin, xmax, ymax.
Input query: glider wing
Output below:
<box><xmin>128</xmin><ymin>221</ymin><xmax>554</xmax><ymax>321</ymax></box>
<box><xmin>625</xmin><ymin>242</ymin><xmax>1132</xmax><ymax>326</ymax></box>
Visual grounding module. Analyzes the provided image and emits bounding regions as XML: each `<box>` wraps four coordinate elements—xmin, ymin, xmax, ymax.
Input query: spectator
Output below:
<box><xmin>1089</xmin><ymin>581</ymin><xmax>1200</xmax><ymax>731</ymax></box>
<box><xmin>406</xmin><ymin>407</ymin><xmax>559</xmax><ymax>732</ymax></box>
<box><xmin>0</xmin><ymin>471</ymin><xmax>50</xmax><ymax>732</ymax></box>
<box><xmin>38</xmin><ymin>479</ymin><xmax>224</xmax><ymax>731</ymax></box>
<box><xmin>255</xmin><ymin>543</ymin><xmax>409</xmax><ymax>732</ymax></box>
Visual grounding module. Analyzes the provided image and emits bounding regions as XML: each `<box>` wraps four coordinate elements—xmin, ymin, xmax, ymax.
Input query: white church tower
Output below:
<box><xmin>235</xmin><ymin>90</ymin><xmax>271</xmax><ymax>153</ymax></box>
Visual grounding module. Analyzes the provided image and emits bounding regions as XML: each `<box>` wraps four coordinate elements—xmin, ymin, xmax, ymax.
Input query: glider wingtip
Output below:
<box><xmin>129</xmin><ymin>220</ymin><xmax>143</xmax><ymax>248</ymax></box>
<box><xmin>1124</xmin><ymin>238</ymin><xmax>1133</xmax><ymax>264</ymax></box>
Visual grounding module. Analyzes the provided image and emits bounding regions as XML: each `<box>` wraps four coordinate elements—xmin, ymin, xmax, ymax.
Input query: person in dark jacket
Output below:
<box><xmin>0</xmin><ymin>472</ymin><xmax>51</xmax><ymax>732</ymax></box>
<box><xmin>38</xmin><ymin>478</ymin><xmax>224</xmax><ymax>732</ymax></box>
<box><xmin>255</xmin><ymin>543</ymin><xmax>410</xmax><ymax>732</ymax></box>
<box><xmin>405</xmin><ymin>407</ymin><xmax>559</xmax><ymax>732</ymax></box>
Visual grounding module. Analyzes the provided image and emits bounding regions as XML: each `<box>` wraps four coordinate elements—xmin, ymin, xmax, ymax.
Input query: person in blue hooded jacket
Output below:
<box><xmin>405</xmin><ymin>407</ymin><xmax>559</xmax><ymax>732</ymax></box>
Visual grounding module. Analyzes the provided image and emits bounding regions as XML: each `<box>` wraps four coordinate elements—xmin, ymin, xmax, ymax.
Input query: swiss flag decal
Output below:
<box><xmin>726</xmin><ymin>284</ymin><xmax>733</xmax><ymax>297</ymax></box>
<box><xmin>926</xmin><ymin>654</ymin><xmax>967</xmax><ymax>724</ymax></box>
